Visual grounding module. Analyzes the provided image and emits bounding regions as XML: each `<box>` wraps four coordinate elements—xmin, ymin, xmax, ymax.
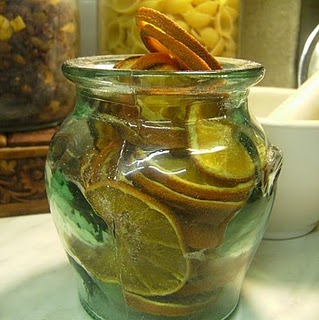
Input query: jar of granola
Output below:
<box><xmin>0</xmin><ymin>0</ymin><xmax>80</xmax><ymax>132</ymax></box>
<box><xmin>98</xmin><ymin>0</ymin><xmax>240</xmax><ymax>57</ymax></box>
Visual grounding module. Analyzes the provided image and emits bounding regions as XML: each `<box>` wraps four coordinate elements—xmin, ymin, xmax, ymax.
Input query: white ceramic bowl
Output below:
<box><xmin>249</xmin><ymin>86</ymin><xmax>319</xmax><ymax>239</ymax></box>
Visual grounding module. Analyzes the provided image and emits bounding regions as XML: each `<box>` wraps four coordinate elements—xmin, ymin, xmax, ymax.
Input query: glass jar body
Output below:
<box><xmin>99</xmin><ymin>0</ymin><xmax>240</xmax><ymax>57</ymax></box>
<box><xmin>45</xmin><ymin>56</ymin><xmax>282</xmax><ymax>320</ymax></box>
<box><xmin>0</xmin><ymin>0</ymin><xmax>80</xmax><ymax>132</ymax></box>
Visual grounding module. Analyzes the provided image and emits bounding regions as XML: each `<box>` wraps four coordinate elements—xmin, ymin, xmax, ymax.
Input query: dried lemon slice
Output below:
<box><xmin>85</xmin><ymin>180</ymin><xmax>190</xmax><ymax>296</ymax></box>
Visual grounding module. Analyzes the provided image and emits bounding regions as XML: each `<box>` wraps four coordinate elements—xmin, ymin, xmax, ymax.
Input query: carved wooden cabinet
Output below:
<box><xmin>0</xmin><ymin>128</ymin><xmax>56</xmax><ymax>217</ymax></box>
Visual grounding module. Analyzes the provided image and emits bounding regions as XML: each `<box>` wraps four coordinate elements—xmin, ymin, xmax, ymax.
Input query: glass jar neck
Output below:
<box><xmin>63</xmin><ymin>56</ymin><xmax>264</xmax><ymax>95</ymax></box>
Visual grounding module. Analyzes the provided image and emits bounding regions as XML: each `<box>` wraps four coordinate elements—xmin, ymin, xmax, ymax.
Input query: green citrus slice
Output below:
<box><xmin>186</xmin><ymin>104</ymin><xmax>255</xmax><ymax>183</ymax></box>
<box><xmin>85</xmin><ymin>180</ymin><xmax>190</xmax><ymax>296</ymax></box>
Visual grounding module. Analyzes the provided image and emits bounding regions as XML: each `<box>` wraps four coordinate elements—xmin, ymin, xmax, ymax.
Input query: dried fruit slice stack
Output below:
<box><xmin>77</xmin><ymin>7</ymin><xmax>265</xmax><ymax>318</ymax></box>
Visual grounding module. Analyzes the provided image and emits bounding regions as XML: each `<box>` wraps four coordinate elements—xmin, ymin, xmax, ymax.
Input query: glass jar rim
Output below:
<box><xmin>62</xmin><ymin>55</ymin><xmax>265</xmax><ymax>95</ymax></box>
<box><xmin>62</xmin><ymin>54</ymin><xmax>264</xmax><ymax>78</ymax></box>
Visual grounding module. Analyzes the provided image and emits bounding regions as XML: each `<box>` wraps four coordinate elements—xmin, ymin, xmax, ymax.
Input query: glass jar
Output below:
<box><xmin>99</xmin><ymin>0</ymin><xmax>240</xmax><ymax>57</ymax></box>
<box><xmin>45</xmin><ymin>55</ymin><xmax>282</xmax><ymax>320</ymax></box>
<box><xmin>0</xmin><ymin>0</ymin><xmax>80</xmax><ymax>132</ymax></box>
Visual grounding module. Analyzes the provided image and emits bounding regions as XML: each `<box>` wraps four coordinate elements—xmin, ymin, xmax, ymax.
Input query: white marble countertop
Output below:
<box><xmin>1</xmin><ymin>213</ymin><xmax>319</xmax><ymax>320</ymax></box>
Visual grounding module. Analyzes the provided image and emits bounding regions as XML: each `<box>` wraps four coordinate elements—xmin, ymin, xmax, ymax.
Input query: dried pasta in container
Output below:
<box><xmin>99</xmin><ymin>0</ymin><xmax>240</xmax><ymax>57</ymax></box>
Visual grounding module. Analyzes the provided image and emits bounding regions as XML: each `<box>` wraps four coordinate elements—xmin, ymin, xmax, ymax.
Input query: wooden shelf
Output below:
<box><xmin>0</xmin><ymin>128</ymin><xmax>56</xmax><ymax>217</ymax></box>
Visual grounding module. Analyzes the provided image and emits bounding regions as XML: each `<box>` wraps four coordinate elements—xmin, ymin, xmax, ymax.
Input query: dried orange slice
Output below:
<box><xmin>115</xmin><ymin>52</ymin><xmax>181</xmax><ymax>71</ymax></box>
<box><xmin>65</xmin><ymin>234</ymin><xmax>118</xmax><ymax>283</ymax></box>
<box><xmin>136</xmin><ymin>7</ymin><xmax>222</xmax><ymax>71</ymax></box>
<box><xmin>93</xmin><ymin>94</ymin><xmax>187</xmax><ymax>149</ymax></box>
<box><xmin>127</xmin><ymin>150</ymin><xmax>243</xmax><ymax>249</ymax></box>
<box><xmin>85</xmin><ymin>180</ymin><xmax>190</xmax><ymax>296</ymax></box>
<box><xmin>136</xmin><ymin>94</ymin><xmax>188</xmax><ymax>148</ymax></box>
<box><xmin>139</xmin><ymin>23</ymin><xmax>210</xmax><ymax>70</ymax></box>
<box><xmin>131</xmin><ymin>52</ymin><xmax>181</xmax><ymax>70</ymax></box>
<box><xmin>114</xmin><ymin>55</ymin><xmax>141</xmax><ymax>69</ymax></box>
<box><xmin>139</xmin><ymin>125</ymin><xmax>187</xmax><ymax>149</ymax></box>
<box><xmin>124</xmin><ymin>290</ymin><xmax>215</xmax><ymax>317</ymax></box>
<box><xmin>172</xmin><ymin>275</ymin><xmax>222</xmax><ymax>298</ymax></box>
<box><xmin>131</xmin><ymin>171</ymin><xmax>244</xmax><ymax>220</ymax></box>
<box><xmin>80</xmin><ymin>142</ymin><xmax>123</xmax><ymax>187</ymax></box>
<box><xmin>132</xmin><ymin>149</ymin><xmax>254</xmax><ymax>202</ymax></box>
<box><xmin>186</xmin><ymin>103</ymin><xmax>255</xmax><ymax>183</ymax></box>
<box><xmin>179</xmin><ymin>214</ymin><xmax>234</xmax><ymax>249</ymax></box>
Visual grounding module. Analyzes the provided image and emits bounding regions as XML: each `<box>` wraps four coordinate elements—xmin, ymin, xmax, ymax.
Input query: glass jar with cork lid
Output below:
<box><xmin>98</xmin><ymin>0</ymin><xmax>240</xmax><ymax>57</ymax></box>
<box><xmin>0</xmin><ymin>0</ymin><xmax>80</xmax><ymax>132</ymax></box>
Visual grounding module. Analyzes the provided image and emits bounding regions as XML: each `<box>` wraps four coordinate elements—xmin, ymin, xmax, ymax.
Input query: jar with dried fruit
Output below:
<box><xmin>99</xmin><ymin>0</ymin><xmax>240</xmax><ymax>57</ymax></box>
<box><xmin>0</xmin><ymin>0</ymin><xmax>80</xmax><ymax>132</ymax></box>
<box><xmin>46</xmin><ymin>8</ymin><xmax>282</xmax><ymax>320</ymax></box>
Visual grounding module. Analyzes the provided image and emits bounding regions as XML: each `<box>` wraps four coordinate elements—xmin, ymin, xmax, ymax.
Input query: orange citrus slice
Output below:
<box><xmin>80</xmin><ymin>142</ymin><xmax>123</xmax><ymax>187</ymax></box>
<box><xmin>132</xmin><ymin>149</ymin><xmax>254</xmax><ymax>202</ymax></box>
<box><xmin>131</xmin><ymin>52</ymin><xmax>181</xmax><ymax>70</ymax></box>
<box><xmin>139</xmin><ymin>124</ymin><xmax>187</xmax><ymax>149</ymax></box>
<box><xmin>115</xmin><ymin>52</ymin><xmax>181</xmax><ymax>71</ymax></box>
<box><xmin>65</xmin><ymin>234</ymin><xmax>118</xmax><ymax>283</ymax></box>
<box><xmin>124</xmin><ymin>290</ymin><xmax>215</xmax><ymax>317</ymax></box>
<box><xmin>186</xmin><ymin>103</ymin><xmax>255</xmax><ymax>183</ymax></box>
<box><xmin>172</xmin><ymin>275</ymin><xmax>222</xmax><ymax>298</ymax></box>
<box><xmin>139</xmin><ymin>23</ymin><xmax>210</xmax><ymax>70</ymax></box>
<box><xmin>114</xmin><ymin>55</ymin><xmax>141</xmax><ymax>69</ymax></box>
<box><xmin>179</xmin><ymin>214</ymin><xmax>234</xmax><ymax>249</ymax></box>
<box><xmin>81</xmin><ymin>119</ymin><xmax>125</xmax><ymax>186</ymax></box>
<box><xmin>136</xmin><ymin>7</ymin><xmax>222</xmax><ymax>71</ymax></box>
<box><xmin>130</xmin><ymin>171</ymin><xmax>244</xmax><ymax>220</ymax></box>
<box><xmin>93</xmin><ymin>96</ymin><xmax>187</xmax><ymax>149</ymax></box>
<box><xmin>136</xmin><ymin>94</ymin><xmax>188</xmax><ymax>148</ymax></box>
<box><xmin>85</xmin><ymin>180</ymin><xmax>190</xmax><ymax>296</ymax></box>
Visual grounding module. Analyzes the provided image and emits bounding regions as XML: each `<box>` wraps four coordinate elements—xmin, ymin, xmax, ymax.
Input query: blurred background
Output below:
<box><xmin>80</xmin><ymin>0</ymin><xmax>319</xmax><ymax>88</ymax></box>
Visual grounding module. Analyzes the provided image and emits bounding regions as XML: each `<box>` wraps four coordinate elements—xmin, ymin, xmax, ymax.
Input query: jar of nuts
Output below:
<box><xmin>0</xmin><ymin>0</ymin><xmax>80</xmax><ymax>132</ymax></box>
<box><xmin>98</xmin><ymin>0</ymin><xmax>240</xmax><ymax>58</ymax></box>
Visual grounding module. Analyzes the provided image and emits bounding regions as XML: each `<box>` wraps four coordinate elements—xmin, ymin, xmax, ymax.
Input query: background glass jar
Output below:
<box><xmin>45</xmin><ymin>55</ymin><xmax>282</xmax><ymax>320</ymax></box>
<box><xmin>0</xmin><ymin>0</ymin><xmax>80</xmax><ymax>132</ymax></box>
<box><xmin>99</xmin><ymin>0</ymin><xmax>240</xmax><ymax>57</ymax></box>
